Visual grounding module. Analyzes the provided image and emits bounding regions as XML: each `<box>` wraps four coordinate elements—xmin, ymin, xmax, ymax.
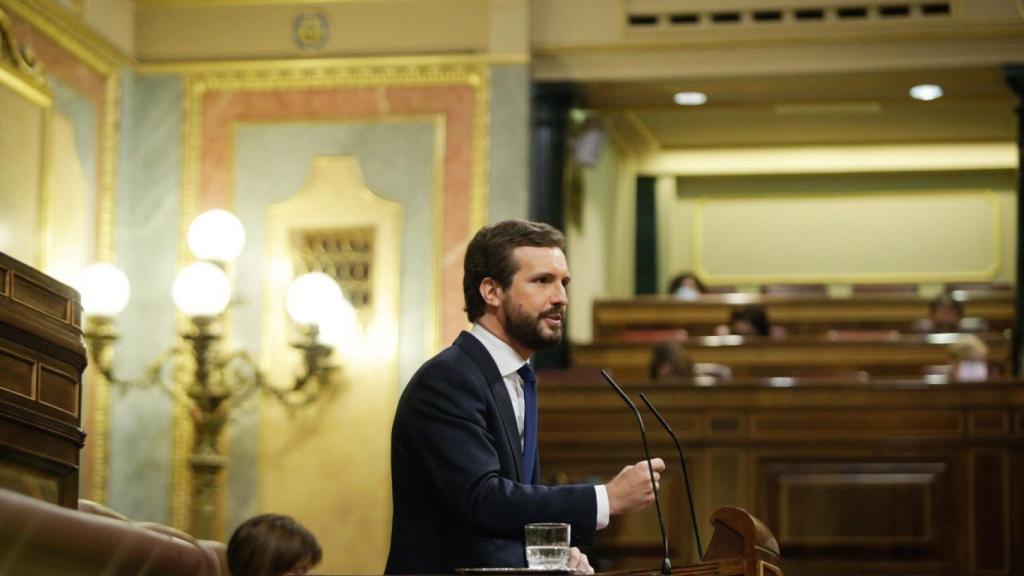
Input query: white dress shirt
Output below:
<box><xmin>470</xmin><ymin>323</ymin><xmax>610</xmax><ymax>530</ymax></box>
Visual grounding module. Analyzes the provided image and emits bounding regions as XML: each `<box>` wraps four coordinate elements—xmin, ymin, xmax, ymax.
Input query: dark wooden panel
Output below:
<box><xmin>778</xmin><ymin>472</ymin><xmax>932</xmax><ymax>543</ymax></box>
<box><xmin>968</xmin><ymin>410</ymin><xmax>1010</xmax><ymax>436</ymax></box>
<box><xmin>0</xmin><ymin>346</ymin><xmax>35</xmax><ymax>398</ymax></box>
<box><xmin>750</xmin><ymin>411</ymin><xmax>963</xmax><ymax>440</ymax></box>
<box><xmin>758</xmin><ymin>459</ymin><xmax>955</xmax><ymax>570</ymax></box>
<box><xmin>11</xmin><ymin>273</ymin><xmax>69</xmax><ymax>323</ymax></box>
<box><xmin>970</xmin><ymin>448</ymin><xmax>1008</xmax><ymax>572</ymax></box>
<box><xmin>0</xmin><ymin>458</ymin><xmax>61</xmax><ymax>505</ymax></box>
<box><xmin>0</xmin><ymin>265</ymin><xmax>8</xmax><ymax>295</ymax></box>
<box><xmin>1012</xmin><ymin>449</ymin><xmax>1024</xmax><ymax>574</ymax></box>
<box><xmin>37</xmin><ymin>366</ymin><xmax>78</xmax><ymax>417</ymax></box>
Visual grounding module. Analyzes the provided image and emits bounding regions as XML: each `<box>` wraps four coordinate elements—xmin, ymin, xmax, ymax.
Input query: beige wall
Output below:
<box><xmin>82</xmin><ymin>0</ymin><xmax>134</xmax><ymax>55</ymax></box>
<box><xmin>0</xmin><ymin>84</ymin><xmax>46</xmax><ymax>266</ymax></box>
<box><xmin>134</xmin><ymin>0</ymin><xmax>510</xmax><ymax>61</ymax></box>
<box><xmin>567</xmin><ymin>139</ymin><xmax>638</xmax><ymax>343</ymax></box>
<box><xmin>658</xmin><ymin>171</ymin><xmax>1017</xmax><ymax>289</ymax></box>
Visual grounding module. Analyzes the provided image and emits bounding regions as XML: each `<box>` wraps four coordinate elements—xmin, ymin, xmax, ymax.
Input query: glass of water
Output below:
<box><xmin>525</xmin><ymin>523</ymin><xmax>570</xmax><ymax>570</ymax></box>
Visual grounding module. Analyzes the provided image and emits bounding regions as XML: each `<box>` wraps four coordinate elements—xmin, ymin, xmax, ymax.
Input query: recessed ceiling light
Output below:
<box><xmin>909</xmin><ymin>84</ymin><xmax>943</xmax><ymax>101</ymax></box>
<box><xmin>673</xmin><ymin>91</ymin><xmax>708</xmax><ymax>106</ymax></box>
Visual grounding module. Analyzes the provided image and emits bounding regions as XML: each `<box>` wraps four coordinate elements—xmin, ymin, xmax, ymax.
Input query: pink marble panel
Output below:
<box><xmin>199</xmin><ymin>83</ymin><xmax>479</xmax><ymax>345</ymax></box>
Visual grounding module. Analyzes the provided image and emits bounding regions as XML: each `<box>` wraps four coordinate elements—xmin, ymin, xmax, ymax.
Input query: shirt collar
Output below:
<box><xmin>470</xmin><ymin>323</ymin><xmax>530</xmax><ymax>378</ymax></box>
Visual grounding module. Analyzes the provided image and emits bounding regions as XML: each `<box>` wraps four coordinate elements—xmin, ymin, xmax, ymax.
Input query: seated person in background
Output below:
<box><xmin>918</xmin><ymin>294</ymin><xmax>964</xmax><ymax>333</ymax></box>
<box><xmin>228</xmin><ymin>513</ymin><xmax>322</xmax><ymax>576</ymax></box>
<box><xmin>649</xmin><ymin>342</ymin><xmax>694</xmax><ymax>380</ymax></box>
<box><xmin>717</xmin><ymin>304</ymin><xmax>771</xmax><ymax>337</ymax></box>
<box><xmin>667</xmin><ymin>272</ymin><xmax>706</xmax><ymax>301</ymax></box>
<box><xmin>949</xmin><ymin>335</ymin><xmax>990</xmax><ymax>382</ymax></box>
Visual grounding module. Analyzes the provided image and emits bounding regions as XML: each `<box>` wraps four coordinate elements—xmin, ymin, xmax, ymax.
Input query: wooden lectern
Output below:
<box><xmin>0</xmin><ymin>251</ymin><xmax>87</xmax><ymax>508</ymax></box>
<box><xmin>606</xmin><ymin>507</ymin><xmax>781</xmax><ymax>576</ymax></box>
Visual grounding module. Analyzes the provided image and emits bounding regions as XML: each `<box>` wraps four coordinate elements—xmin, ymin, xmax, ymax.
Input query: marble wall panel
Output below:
<box><xmin>488</xmin><ymin>64</ymin><xmax>529</xmax><ymax>223</ymax></box>
<box><xmin>228</xmin><ymin>120</ymin><xmax>436</xmax><ymax>538</ymax></box>
<box><xmin>106</xmin><ymin>74</ymin><xmax>182</xmax><ymax>524</ymax></box>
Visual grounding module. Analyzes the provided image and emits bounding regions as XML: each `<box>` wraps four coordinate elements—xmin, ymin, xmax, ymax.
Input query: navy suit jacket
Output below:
<box><xmin>386</xmin><ymin>331</ymin><xmax>597</xmax><ymax>574</ymax></box>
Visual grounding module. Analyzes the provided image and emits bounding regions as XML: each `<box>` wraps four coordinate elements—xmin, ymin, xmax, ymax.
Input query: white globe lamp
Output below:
<box><xmin>171</xmin><ymin>262</ymin><xmax>232</xmax><ymax>317</ymax></box>
<box><xmin>187</xmin><ymin>209</ymin><xmax>246</xmax><ymax>262</ymax></box>
<box><xmin>76</xmin><ymin>262</ymin><xmax>131</xmax><ymax>317</ymax></box>
<box><xmin>286</xmin><ymin>272</ymin><xmax>344</xmax><ymax>326</ymax></box>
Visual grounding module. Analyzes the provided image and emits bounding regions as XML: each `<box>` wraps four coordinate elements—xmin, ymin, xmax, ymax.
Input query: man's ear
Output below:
<box><xmin>479</xmin><ymin>277</ymin><xmax>503</xmax><ymax>308</ymax></box>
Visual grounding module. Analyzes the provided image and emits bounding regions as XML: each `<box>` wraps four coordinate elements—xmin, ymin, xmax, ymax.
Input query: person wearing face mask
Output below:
<box><xmin>667</xmin><ymin>272</ymin><xmax>706</xmax><ymax>302</ymax></box>
<box><xmin>948</xmin><ymin>335</ymin><xmax>989</xmax><ymax>382</ymax></box>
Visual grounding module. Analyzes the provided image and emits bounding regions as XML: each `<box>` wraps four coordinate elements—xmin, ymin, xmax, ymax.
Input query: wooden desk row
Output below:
<box><xmin>593</xmin><ymin>293</ymin><xmax>1014</xmax><ymax>338</ymax></box>
<box><xmin>535</xmin><ymin>376</ymin><xmax>1024</xmax><ymax>576</ymax></box>
<box><xmin>571</xmin><ymin>333</ymin><xmax>1012</xmax><ymax>380</ymax></box>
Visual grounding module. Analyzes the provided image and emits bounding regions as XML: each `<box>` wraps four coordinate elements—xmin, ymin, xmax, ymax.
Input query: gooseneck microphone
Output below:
<box><xmin>600</xmin><ymin>370</ymin><xmax>671</xmax><ymax>576</ymax></box>
<box><xmin>639</xmin><ymin>392</ymin><xmax>704</xmax><ymax>560</ymax></box>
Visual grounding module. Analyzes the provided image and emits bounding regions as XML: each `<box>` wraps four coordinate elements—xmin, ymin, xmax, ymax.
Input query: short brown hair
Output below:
<box><xmin>463</xmin><ymin>219</ymin><xmax>565</xmax><ymax>322</ymax></box>
<box><xmin>228</xmin><ymin>514</ymin><xmax>321</xmax><ymax>576</ymax></box>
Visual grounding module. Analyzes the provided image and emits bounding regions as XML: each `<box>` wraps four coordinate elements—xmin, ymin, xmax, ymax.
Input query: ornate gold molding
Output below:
<box><xmin>0</xmin><ymin>0</ymin><xmax>130</xmax><ymax>72</ymax></box>
<box><xmin>136</xmin><ymin>0</ymin><xmax>437</xmax><ymax>7</ymax></box>
<box><xmin>0</xmin><ymin>7</ymin><xmax>50</xmax><ymax>106</ymax></box>
<box><xmin>137</xmin><ymin>53</ymin><xmax>526</xmax><ymax>75</ymax></box>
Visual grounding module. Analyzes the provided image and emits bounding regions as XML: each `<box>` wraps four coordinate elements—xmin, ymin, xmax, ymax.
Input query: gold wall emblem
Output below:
<box><xmin>293</xmin><ymin>12</ymin><xmax>328</xmax><ymax>50</ymax></box>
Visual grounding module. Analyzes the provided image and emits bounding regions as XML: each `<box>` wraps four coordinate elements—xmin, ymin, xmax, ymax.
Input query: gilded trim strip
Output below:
<box><xmin>0</xmin><ymin>0</ymin><xmax>130</xmax><ymax>72</ymax></box>
<box><xmin>470</xmin><ymin>68</ymin><xmax>489</xmax><ymax>233</ymax></box>
<box><xmin>95</xmin><ymin>72</ymin><xmax>120</xmax><ymax>261</ymax></box>
<box><xmin>137</xmin><ymin>53</ymin><xmax>527</xmax><ymax>75</ymax></box>
<box><xmin>88</xmin><ymin>369</ymin><xmax>110</xmax><ymax>503</ymax></box>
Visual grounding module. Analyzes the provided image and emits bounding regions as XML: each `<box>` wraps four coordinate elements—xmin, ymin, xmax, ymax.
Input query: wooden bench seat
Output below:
<box><xmin>593</xmin><ymin>292</ymin><xmax>1013</xmax><ymax>338</ymax></box>
<box><xmin>571</xmin><ymin>333</ymin><xmax>1012</xmax><ymax>379</ymax></box>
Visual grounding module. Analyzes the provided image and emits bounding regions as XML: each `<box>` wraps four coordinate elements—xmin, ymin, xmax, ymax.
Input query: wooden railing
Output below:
<box><xmin>571</xmin><ymin>333</ymin><xmax>1012</xmax><ymax>379</ymax></box>
<box><xmin>593</xmin><ymin>292</ymin><xmax>1013</xmax><ymax>338</ymax></box>
<box><xmin>537</xmin><ymin>375</ymin><xmax>1024</xmax><ymax>576</ymax></box>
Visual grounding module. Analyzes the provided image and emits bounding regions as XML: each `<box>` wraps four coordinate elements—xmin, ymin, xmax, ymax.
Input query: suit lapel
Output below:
<box><xmin>455</xmin><ymin>331</ymin><xmax>525</xmax><ymax>483</ymax></box>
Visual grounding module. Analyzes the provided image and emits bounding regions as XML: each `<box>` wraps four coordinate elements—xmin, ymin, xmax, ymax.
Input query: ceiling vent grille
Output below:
<box><xmin>626</xmin><ymin>1</ymin><xmax>952</xmax><ymax>29</ymax></box>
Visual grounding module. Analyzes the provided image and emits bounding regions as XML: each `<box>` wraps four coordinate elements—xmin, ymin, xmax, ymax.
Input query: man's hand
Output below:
<box><xmin>605</xmin><ymin>458</ymin><xmax>666</xmax><ymax>515</ymax></box>
<box><xmin>567</xmin><ymin>547</ymin><xmax>593</xmax><ymax>574</ymax></box>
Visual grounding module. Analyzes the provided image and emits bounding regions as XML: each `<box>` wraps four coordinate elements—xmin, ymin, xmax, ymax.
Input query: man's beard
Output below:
<box><xmin>502</xmin><ymin>297</ymin><xmax>564</xmax><ymax>352</ymax></box>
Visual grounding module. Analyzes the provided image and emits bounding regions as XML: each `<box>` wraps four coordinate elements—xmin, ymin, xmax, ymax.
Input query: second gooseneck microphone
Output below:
<box><xmin>639</xmin><ymin>392</ymin><xmax>704</xmax><ymax>560</ymax></box>
<box><xmin>600</xmin><ymin>370</ymin><xmax>671</xmax><ymax>576</ymax></box>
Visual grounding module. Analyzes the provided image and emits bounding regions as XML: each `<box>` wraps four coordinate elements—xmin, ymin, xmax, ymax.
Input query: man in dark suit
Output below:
<box><xmin>387</xmin><ymin>220</ymin><xmax>665</xmax><ymax>574</ymax></box>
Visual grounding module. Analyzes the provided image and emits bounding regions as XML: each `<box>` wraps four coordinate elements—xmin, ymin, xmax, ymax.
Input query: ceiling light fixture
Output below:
<box><xmin>673</xmin><ymin>91</ymin><xmax>708</xmax><ymax>106</ymax></box>
<box><xmin>909</xmin><ymin>84</ymin><xmax>943</xmax><ymax>101</ymax></box>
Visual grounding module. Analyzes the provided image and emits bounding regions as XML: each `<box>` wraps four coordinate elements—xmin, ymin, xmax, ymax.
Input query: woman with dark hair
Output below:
<box><xmin>667</xmin><ymin>272</ymin><xmax>706</xmax><ymax>301</ymax></box>
<box><xmin>728</xmin><ymin>304</ymin><xmax>771</xmax><ymax>337</ymax></box>
<box><xmin>649</xmin><ymin>341</ymin><xmax>694</xmax><ymax>380</ymax></box>
<box><xmin>228</xmin><ymin>514</ymin><xmax>322</xmax><ymax>576</ymax></box>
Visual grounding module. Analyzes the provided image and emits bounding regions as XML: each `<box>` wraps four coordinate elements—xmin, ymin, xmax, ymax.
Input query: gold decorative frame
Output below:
<box><xmin>0</xmin><ymin>0</ymin><xmax>127</xmax><ymax>507</ymax></box>
<box><xmin>169</xmin><ymin>56</ymin><xmax>491</xmax><ymax>531</ymax></box>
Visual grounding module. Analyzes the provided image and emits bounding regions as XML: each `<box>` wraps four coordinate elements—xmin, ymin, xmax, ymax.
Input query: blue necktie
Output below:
<box><xmin>518</xmin><ymin>363</ymin><xmax>537</xmax><ymax>484</ymax></box>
